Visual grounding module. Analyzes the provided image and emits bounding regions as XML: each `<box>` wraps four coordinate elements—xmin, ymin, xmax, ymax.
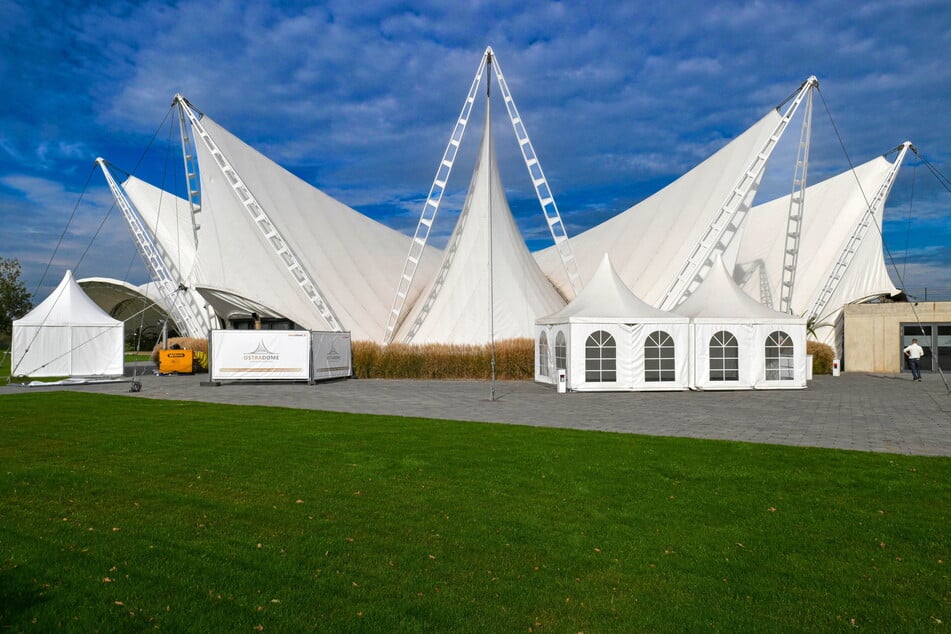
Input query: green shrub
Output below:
<box><xmin>807</xmin><ymin>340</ymin><xmax>835</xmax><ymax>375</ymax></box>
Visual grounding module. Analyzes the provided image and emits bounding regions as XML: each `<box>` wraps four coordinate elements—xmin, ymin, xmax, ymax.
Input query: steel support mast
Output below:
<box><xmin>777</xmin><ymin>84</ymin><xmax>815</xmax><ymax>314</ymax></box>
<box><xmin>176</xmin><ymin>97</ymin><xmax>203</xmax><ymax>234</ymax></box>
<box><xmin>97</xmin><ymin>158</ymin><xmax>208</xmax><ymax>338</ymax></box>
<box><xmin>488</xmin><ymin>48</ymin><xmax>583</xmax><ymax>297</ymax></box>
<box><xmin>806</xmin><ymin>141</ymin><xmax>912</xmax><ymax>322</ymax></box>
<box><xmin>658</xmin><ymin>76</ymin><xmax>819</xmax><ymax>311</ymax></box>
<box><xmin>176</xmin><ymin>96</ymin><xmax>343</xmax><ymax>332</ymax></box>
<box><xmin>382</xmin><ymin>47</ymin><xmax>582</xmax><ymax>343</ymax></box>
<box><xmin>381</xmin><ymin>54</ymin><xmax>489</xmax><ymax>344</ymax></box>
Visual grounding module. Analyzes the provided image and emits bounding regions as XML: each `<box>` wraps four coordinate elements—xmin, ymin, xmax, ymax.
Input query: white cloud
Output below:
<box><xmin>1</xmin><ymin>0</ymin><xmax>948</xmax><ymax>295</ymax></box>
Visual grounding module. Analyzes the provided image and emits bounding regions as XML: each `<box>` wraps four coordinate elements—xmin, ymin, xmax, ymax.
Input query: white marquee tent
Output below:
<box><xmin>673</xmin><ymin>256</ymin><xmax>807</xmax><ymax>390</ymax></box>
<box><xmin>536</xmin><ymin>254</ymin><xmax>689</xmax><ymax>391</ymax></box>
<box><xmin>12</xmin><ymin>270</ymin><xmax>124</xmax><ymax>377</ymax></box>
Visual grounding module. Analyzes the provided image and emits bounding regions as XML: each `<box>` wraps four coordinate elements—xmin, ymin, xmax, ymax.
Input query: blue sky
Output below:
<box><xmin>1</xmin><ymin>0</ymin><xmax>949</xmax><ymax>302</ymax></box>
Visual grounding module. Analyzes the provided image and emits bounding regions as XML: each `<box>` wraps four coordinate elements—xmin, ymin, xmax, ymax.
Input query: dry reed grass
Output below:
<box><xmin>807</xmin><ymin>340</ymin><xmax>835</xmax><ymax>374</ymax></box>
<box><xmin>149</xmin><ymin>337</ymin><xmax>209</xmax><ymax>363</ymax></box>
<box><xmin>352</xmin><ymin>338</ymin><xmax>534</xmax><ymax>380</ymax></box>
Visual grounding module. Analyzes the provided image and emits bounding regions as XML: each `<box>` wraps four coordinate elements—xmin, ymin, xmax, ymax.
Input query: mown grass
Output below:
<box><xmin>0</xmin><ymin>392</ymin><xmax>948</xmax><ymax>631</ymax></box>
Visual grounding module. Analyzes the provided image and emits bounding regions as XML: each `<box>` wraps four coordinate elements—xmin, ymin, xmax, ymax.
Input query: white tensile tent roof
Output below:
<box><xmin>394</xmin><ymin>99</ymin><xmax>566</xmax><ymax>345</ymax></box>
<box><xmin>534</xmin><ymin>109</ymin><xmax>783</xmax><ymax>305</ymax></box>
<box><xmin>734</xmin><ymin>155</ymin><xmax>899</xmax><ymax>346</ymax></box>
<box><xmin>79</xmin><ymin>277</ymin><xmax>172</xmax><ymax>333</ymax></box>
<box><xmin>98</xmin><ymin>79</ymin><xmax>908</xmax><ymax>351</ymax></box>
<box><xmin>100</xmin><ymin>177</ymin><xmax>215</xmax><ymax>335</ymax></box>
<box><xmin>122</xmin><ymin>176</ymin><xmax>199</xmax><ymax>289</ymax></box>
<box><xmin>189</xmin><ymin>112</ymin><xmax>441</xmax><ymax>341</ymax></box>
<box><xmin>12</xmin><ymin>270</ymin><xmax>124</xmax><ymax>377</ymax></box>
<box><xmin>674</xmin><ymin>256</ymin><xmax>806</xmax><ymax>390</ymax></box>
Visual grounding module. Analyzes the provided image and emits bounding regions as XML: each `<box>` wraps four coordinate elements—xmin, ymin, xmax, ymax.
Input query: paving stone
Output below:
<box><xmin>3</xmin><ymin>371</ymin><xmax>949</xmax><ymax>456</ymax></box>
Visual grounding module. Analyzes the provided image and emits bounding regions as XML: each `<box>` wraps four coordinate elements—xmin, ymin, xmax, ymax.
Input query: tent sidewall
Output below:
<box><xmin>690</xmin><ymin>320</ymin><xmax>806</xmax><ymax>390</ymax></box>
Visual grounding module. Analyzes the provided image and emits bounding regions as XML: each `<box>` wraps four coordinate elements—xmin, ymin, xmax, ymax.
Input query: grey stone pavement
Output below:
<box><xmin>3</xmin><ymin>368</ymin><xmax>950</xmax><ymax>457</ymax></box>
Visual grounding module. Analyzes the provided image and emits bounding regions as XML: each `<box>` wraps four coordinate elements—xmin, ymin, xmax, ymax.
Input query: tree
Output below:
<box><xmin>1</xmin><ymin>257</ymin><xmax>32</xmax><ymax>336</ymax></box>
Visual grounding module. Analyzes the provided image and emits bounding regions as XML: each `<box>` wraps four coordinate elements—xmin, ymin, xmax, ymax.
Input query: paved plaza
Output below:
<box><xmin>3</xmin><ymin>370</ymin><xmax>950</xmax><ymax>457</ymax></box>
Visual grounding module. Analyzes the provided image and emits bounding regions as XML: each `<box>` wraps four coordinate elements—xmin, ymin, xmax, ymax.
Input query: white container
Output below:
<box><xmin>832</xmin><ymin>358</ymin><xmax>840</xmax><ymax>377</ymax></box>
<box><xmin>557</xmin><ymin>368</ymin><xmax>567</xmax><ymax>393</ymax></box>
<box><xmin>806</xmin><ymin>354</ymin><xmax>813</xmax><ymax>380</ymax></box>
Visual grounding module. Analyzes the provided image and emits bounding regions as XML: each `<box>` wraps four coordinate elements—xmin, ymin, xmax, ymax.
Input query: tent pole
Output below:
<box><xmin>487</xmin><ymin>51</ymin><xmax>496</xmax><ymax>402</ymax></box>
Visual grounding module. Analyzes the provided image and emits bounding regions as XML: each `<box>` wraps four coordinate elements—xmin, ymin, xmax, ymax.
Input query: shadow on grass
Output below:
<box><xmin>0</xmin><ymin>565</ymin><xmax>51</xmax><ymax>624</ymax></box>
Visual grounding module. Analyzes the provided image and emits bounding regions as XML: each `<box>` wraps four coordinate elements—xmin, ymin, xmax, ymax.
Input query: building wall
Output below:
<box><xmin>843</xmin><ymin>302</ymin><xmax>951</xmax><ymax>372</ymax></box>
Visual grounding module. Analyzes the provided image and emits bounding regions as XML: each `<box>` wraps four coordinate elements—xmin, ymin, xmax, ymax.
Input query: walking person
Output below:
<box><xmin>903</xmin><ymin>338</ymin><xmax>925</xmax><ymax>382</ymax></box>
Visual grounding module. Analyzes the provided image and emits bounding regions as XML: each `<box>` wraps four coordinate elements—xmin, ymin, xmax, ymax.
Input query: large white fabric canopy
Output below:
<box><xmin>97</xmin><ymin>82</ymin><xmax>907</xmax><ymax>352</ymax></box>
<box><xmin>734</xmin><ymin>155</ymin><xmax>899</xmax><ymax>348</ymax></box>
<box><xmin>674</xmin><ymin>257</ymin><xmax>807</xmax><ymax>390</ymax></box>
<box><xmin>534</xmin><ymin>110</ymin><xmax>783</xmax><ymax>305</ymax></box>
<box><xmin>536</xmin><ymin>254</ymin><xmax>689</xmax><ymax>391</ymax></box>
<box><xmin>12</xmin><ymin>270</ymin><xmax>124</xmax><ymax>377</ymax></box>
<box><xmin>189</xmin><ymin>113</ymin><xmax>441</xmax><ymax>341</ymax></box>
<box><xmin>394</xmin><ymin>99</ymin><xmax>566</xmax><ymax>344</ymax></box>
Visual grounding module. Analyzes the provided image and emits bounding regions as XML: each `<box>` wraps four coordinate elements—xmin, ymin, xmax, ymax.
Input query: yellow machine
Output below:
<box><xmin>158</xmin><ymin>349</ymin><xmax>194</xmax><ymax>374</ymax></box>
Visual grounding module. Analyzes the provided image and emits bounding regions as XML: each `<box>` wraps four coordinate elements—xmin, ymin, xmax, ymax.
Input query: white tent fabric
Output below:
<box><xmin>122</xmin><ymin>176</ymin><xmax>200</xmax><ymax>288</ymax></box>
<box><xmin>106</xmin><ymin>177</ymin><xmax>216</xmax><ymax>335</ymax></box>
<box><xmin>674</xmin><ymin>256</ymin><xmax>806</xmax><ymax>390</ymax></box>
<box><xmin>393</xmin><ymin>98</ymin><xmax>566</xmax><ymax>344</ymax></box>
<box><xmin>536</xmin><ymin>254</ymin><xmax>689</xmax><ymax>391</ymax></box>
<box><xmin>534</xmin><ymin>110</ymin><xmax>783</xmax><ymax>305</ymax></box>
<box><xmin>190</xmin><ymin>113</ymin><xmax>441</xmax><ymax>341</ymax></box>
<box><xmin>734</xmin><ymin>155</ymin><xmax>899</xmax><ymax>348</ymax></box>
<box><xmin>79</xmin><ymin>277</ymin><xmax>172</xmax><ymax>333</ymax></box>
<box><xmin>12</xmin><ymin>270</ymin><xmax>124</xmax><ymax>377</ymax></box>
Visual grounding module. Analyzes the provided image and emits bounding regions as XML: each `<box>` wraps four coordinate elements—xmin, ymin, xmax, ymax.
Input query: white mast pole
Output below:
<box><xmin>487</xmin><ymin>51</ymin><xmax>497</xmax><ymax>402</ymax></box>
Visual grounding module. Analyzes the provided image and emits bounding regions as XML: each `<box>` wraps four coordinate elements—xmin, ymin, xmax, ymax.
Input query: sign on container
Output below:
<box><xmin>210</xmin><ymin>330</ymin><xmax>311</xmax><ymax>381</ymax></box>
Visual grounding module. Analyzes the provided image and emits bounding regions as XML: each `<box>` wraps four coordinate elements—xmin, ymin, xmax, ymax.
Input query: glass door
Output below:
<box><xmin>938</xmin><ymin>325</ymin><xmax>951</xmax><ymax>372</ymax></box>
<box><xmin>901</xmin><ymin>324</ymin><xmax>933</xmax><ymax>373</ymax></box>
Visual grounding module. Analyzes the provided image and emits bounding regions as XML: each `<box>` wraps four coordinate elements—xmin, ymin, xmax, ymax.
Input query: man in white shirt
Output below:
<box><xmin>903</xmin><ymin>338</ymin><xmax>925</xmax><ymax>382</ymax></box>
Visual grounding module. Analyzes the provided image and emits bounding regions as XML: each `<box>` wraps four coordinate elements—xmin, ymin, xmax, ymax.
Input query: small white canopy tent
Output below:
<box><xmin>673</xmin><ymin>257</ymin><xmax>807</xmax><ymax>390</ymax></box>
<box><xmin>536</xmin><ymin>254</ymin><xmax>690</xmax><ymax>391</ymax></box>
<box><xmin>12</xmin><ymin>270</ymin><xmax>124</xmax><ymax>377</ymax></box>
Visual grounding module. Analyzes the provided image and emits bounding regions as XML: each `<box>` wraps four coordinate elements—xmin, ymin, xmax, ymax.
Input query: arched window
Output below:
<box><xmin>555</xmin><ymin>331</ymin><xmax>567</xmax><ymax>373</ymax></box>
<box><xmin>709</xmin><ymin>330</ymin><xmax>739</xmax><ymax>381</ymax></box>
<box><xmin>538</xmin><ymin>331</ymin><xmax>549</xmax><ymax>377</ymax></box>
<box><xmin>765</xmin><ymin>330</ymin><xmax>795</xmax><ymax>380</ymax></box>
<box><xmin>585</xmin><ymin>330</ymin><xmax>616</xmax><ymax>382</ymax></box>
<box><xmin>645</xmin><ymin>330</ymin><xmax>676</xmax><ymax>382</ymax></box>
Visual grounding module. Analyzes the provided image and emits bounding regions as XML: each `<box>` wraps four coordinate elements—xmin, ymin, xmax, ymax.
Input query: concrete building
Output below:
<box><xmin>842</xmin><ymin>302</ymin><xmax>951</xmax><ymax>374</ymax></box>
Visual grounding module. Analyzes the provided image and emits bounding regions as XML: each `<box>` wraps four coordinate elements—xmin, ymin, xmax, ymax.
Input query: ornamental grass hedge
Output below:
<box><xmin>352</xmin><ymin>338</ymin><xmax>534</xmax><ymax>380</ymax></box>
<box><xmin>807</xmin><ymin>340</ymin><xmax>835</xmax><ymax>375</ymax></box>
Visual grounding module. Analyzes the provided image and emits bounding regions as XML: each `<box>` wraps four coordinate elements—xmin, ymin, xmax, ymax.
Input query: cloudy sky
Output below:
<box><xmin>1</xmin><ymin>0</ymin><xmax>949</xmax><ymax>302</ymax></box>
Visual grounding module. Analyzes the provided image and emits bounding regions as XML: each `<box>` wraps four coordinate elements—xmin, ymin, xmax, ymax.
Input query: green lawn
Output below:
<box><xmin>1</xmin><ymin>392</ymin><xmax>948</xmax><ymax>631</ymax></box>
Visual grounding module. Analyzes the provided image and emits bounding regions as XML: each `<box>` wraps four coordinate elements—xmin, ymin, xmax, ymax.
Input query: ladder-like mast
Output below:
<box><xmin>382</xmin><ymin>47</ymin><xmax>583</xmax><ymax>343</ymax></box>
<box><xmin>176</xmin><ymin>97</ymin><xmax>203</xmax><ymax>234</ymax></box>
<box><xmin>806</xmin><ymin>141</ymin><xmax>912</xmax><ymax>322</ymax></box>
<box><xmin>658</xmin><ymin>76</ymin><xmax>819</xmax><ymax>311</ymax></box>
<box><xmin>97</xmin><ymin>158</ymin><xmax>208</xmax><ymax>338</ymax></box>
<box><xmin>777</xmin><ymin>84</ymin><xmax>815</xmax><ymax>314</ymax></box>
<box><xmin>176</xmin><ymin>95</ymin><xmax>343</xmax><ymax>332</ymax></box>
<box><xmin>488</xmin><ymin>48</ymin><xmax>583</xmax><ymax>297</ymax></box>
<box><xmin>381</xmin><ymin>53</ymin><xmax>489</xmax><ymax>344</ymax></box>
